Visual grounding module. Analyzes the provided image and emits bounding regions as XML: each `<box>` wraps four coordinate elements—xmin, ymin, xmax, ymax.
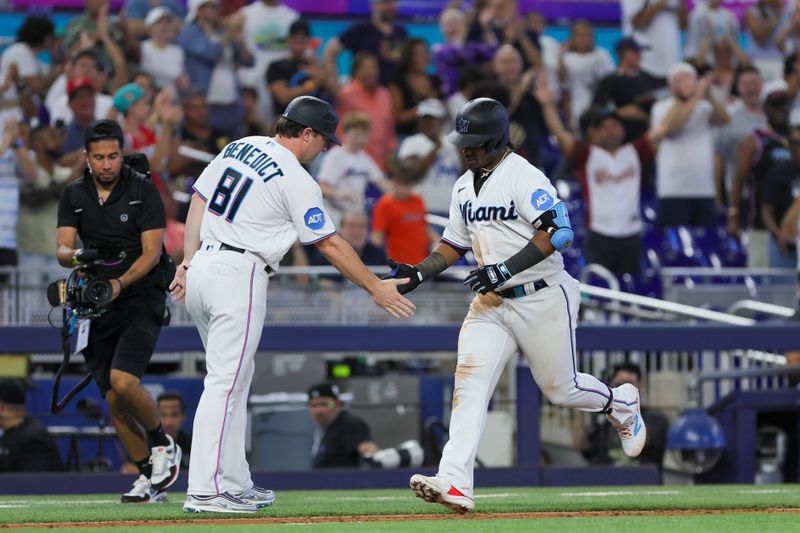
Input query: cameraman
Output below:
<box><xmin>55</xmin><ymin>119</ymin><xmax>181</xmax><ymax>504</ymax></box>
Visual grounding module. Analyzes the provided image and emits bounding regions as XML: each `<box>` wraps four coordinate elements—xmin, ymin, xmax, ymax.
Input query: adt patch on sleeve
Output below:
<box><xmin>304</xmin><ymin>207</ymin><xmax>326</xmax><ymax>230</ymax></box>
<box><xmin>531</xmin><ymin>189</ymin><xmax>554</xmax><ymax>211</ymax></box>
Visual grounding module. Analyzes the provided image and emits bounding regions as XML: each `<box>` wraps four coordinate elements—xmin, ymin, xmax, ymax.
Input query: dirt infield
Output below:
<box><xmin>3</xmin><ymin>507</ymin><xmax>799</xmax><ymax>529</ymax></box>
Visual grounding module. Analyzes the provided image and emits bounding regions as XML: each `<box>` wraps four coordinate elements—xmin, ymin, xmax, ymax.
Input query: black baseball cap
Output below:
<box><xmin>615</xmin><ymin>37</ymin><xmax>649</xmax><ymax>55</ymax></box>
<box><xmin>307</xmin><ymin>382</ymin><xmax>341</xmax><ymax>401</ymax></box>
<box><xmin>288</xmin><ymin>19</ymin><xmax>311</xmax><ymax>37</ymax></box>
<box><xmin>84</xmin><ymin>119</ymin><xmax>124</xmax><ymax>150</ymax></box>
<box><xmin>0</xmin><ymin>379</ymin><xmax>26</xmax><ymax>405</ymax></box>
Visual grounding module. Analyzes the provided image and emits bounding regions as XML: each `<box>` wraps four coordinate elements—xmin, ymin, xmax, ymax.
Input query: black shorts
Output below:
<box><xmin>81</xmin><ymin>285</ymin><xmax>166</xmax><ymax>395</ymax></box>
<box><xmin>584</xmin><ymin>231</ymin><xmax>642</xmax><ymax>275</ymax></box>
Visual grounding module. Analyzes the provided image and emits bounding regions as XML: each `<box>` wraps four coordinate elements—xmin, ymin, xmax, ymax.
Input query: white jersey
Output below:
<box><xmin>442</xmin><ymin>152</ymin><xmax>565</xmax><ymax>286</ymax></box>
<box><xmin>193</xmin><ymin>136</ymin><xmax>336</xmax><ymax>271</ymax></box>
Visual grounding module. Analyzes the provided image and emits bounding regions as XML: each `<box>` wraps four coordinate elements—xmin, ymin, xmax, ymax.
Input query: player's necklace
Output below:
<box><xmin>478</xmin><ymin>149</ymin><xmax>511</xmax><ymax>180</ymax></box>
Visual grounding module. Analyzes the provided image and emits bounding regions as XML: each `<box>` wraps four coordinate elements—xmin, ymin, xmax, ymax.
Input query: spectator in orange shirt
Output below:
<box><xmin>335</xmin><ymin>51</ymin><xmax>396</xmax><ymax>171</ymax></box>
<box><xmin>371</xmin><ymin>163</ymin><xmax>437</xmax><ymax>265</ymax></box>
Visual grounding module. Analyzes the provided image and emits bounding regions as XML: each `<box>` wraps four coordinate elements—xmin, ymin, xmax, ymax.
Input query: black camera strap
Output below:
<box><xmin>50</xmin><ymin>306</ymin><xmax>93</xmax><ymax>414</ymax></box>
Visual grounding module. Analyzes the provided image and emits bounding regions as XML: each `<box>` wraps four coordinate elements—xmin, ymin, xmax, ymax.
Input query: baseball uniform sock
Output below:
<box><xmin>147</xmin><ymin>424</ymin><xmax>171</xmax><ymax>448</ymax></box>
<box><xmin>134</xmin><ymin>457</ymin><xmax>153</xmax><ymax>479</ymax></box>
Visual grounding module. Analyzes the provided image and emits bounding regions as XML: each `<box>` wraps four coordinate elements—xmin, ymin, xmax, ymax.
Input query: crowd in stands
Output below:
<box><xmin>0</xmin><ymin>0</ymin><xmax>797</xmax><ymax>306</ymax></box>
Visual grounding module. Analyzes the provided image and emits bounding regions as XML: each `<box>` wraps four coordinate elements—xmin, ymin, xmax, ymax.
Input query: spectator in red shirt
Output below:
<box><xmin>335</xmin><ymin>51</ymin><xmax>396</xmax><ymax>171</ymax></box>
<box><xmin>371</xmin><ymin>163</ymin><xmax>436</xmax><ymax>265</ymax></box>
<box><xmin>536</xmin><ymin>77</ymin><xmax>678</xmax><ymax>274</ymax></box>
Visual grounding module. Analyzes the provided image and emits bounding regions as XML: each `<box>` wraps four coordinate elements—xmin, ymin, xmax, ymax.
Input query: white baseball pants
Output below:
<box><xmin>185</xmin><ymin>247</ymin><xmax>269</xmax><ymax>496</ymax></box>
<box><xmin>437</xmin><ymin>272</ymin><xmax>639</xmax><ymax>497</ymax></box>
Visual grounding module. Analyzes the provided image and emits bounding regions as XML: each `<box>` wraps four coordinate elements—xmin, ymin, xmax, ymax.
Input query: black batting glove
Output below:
<box><xmin>382</xmin><ymin>259</ymin><xmax>424</xmax><ymax>295</ymax></box>
<box><xmin>464</xmin><ymin>262</ymin><xmax>512</xmax><ymax>294</ymax></box>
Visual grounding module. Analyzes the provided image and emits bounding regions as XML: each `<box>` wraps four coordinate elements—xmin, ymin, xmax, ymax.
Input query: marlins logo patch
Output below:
<box><xmin>457</xmin><ymin>118</ymin><xmax>470</xmax><ymax>134</ymax></box>
<box><xmin>304</xmin><ymin>207</ymin><xmax>326</xmax><ymax>230</ymax></box>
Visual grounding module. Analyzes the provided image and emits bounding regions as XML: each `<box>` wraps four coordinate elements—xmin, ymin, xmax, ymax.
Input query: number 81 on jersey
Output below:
<box><xmin>208</xmin><ymin>167</ymin><xmax>253</xmax><ymax>223</ymax></box>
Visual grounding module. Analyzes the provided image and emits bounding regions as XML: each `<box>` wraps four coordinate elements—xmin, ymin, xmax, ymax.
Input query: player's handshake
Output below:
<box><xmin>382</xmin><ymin>259</ymin><xmax>424</xmax><ymax>295</ymax></box>
<box><xmin>371</xmin><ymin>277</ymin><xmax>416</xmax><ymax>319</ymax></box>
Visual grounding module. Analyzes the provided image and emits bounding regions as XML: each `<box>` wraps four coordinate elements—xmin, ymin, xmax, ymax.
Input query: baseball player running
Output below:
<box><xmin>169</xmin><ymin>96</ymin><xmax>415</xmax><ymax>513</ymax></box>
<box><xmin>386</xmin><ymin>98</ymin><xmax>646</xmax><ymax>514</ymax></box>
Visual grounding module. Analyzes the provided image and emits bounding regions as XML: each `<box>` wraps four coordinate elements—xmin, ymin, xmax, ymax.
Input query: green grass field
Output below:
<box><xmin>2</xmin><ymin>485</ymin><xmax>799</xmax><ymax>532</ymax></box>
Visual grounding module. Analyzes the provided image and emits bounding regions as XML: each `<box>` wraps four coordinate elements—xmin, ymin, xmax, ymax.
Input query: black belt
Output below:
<box><xmin>498</xmin><ymin>279</ymin><xmax>548</xmax><ymax>299</ymax></box>
<box><xmin>218</xmin><ymin>242</ymin><xmax>273</xmax><ymax>274</ymax></box>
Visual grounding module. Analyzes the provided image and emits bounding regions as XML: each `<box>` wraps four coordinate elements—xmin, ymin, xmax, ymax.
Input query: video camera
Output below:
<box><xmin>46</xmin><ymin>246</ymin><xmax>126</xmax><ymax>318</ymax></box>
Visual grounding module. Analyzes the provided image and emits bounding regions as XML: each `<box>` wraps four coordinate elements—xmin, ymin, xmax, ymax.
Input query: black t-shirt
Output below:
<box><xmin>268</xmin><ymin>58</ymin><xmax>309</xmax><ymax>115</ymax></box>
<box><xmin>179</xmin><ymin>126</ymin><xmax>230</xmax><ymax>180</ymax></box>
<box><xmin>0</xmin><ymin>417</ymin><xmax>64</xmax><ymax>472</ymax></box>
<box><xmin>266</xmin><ymin>58</ymin><xmax>334</xmax><ymax>116</ymax></box>
<box><xmin>312</xmin><ymin>411</ymin><xmax>372</xmax><ymax>468</ymax></box>
<box><xmin>751</xmin><ymin>129</ymin><xmax>791</xmax><ymax>230</ymax></box>
<box><xmin>391</xmin><ymin>73</ymin><xmax>443</xmax><ymax>136</ymax></box>
<box><xmin>339</xmin><ymin>22</ymin><xmax>407</xmax><ymax>86</ymax></box>
<box><xmin>57</xmin><ymin>170</ymin><xmax>166</xmax><ymax>279</ymax></box>
<box><xmin>181</xmin><ymin>126</ymin><xmax>230</xmax><ymax>159</ymax></box>
<box><xmin>593</xmin><ymin>71</ymin><xmax>667</xmax><ymax>142</ymax></box>
<box><xmin>762</xmin><ymin>160</ymin><xmax>800</xmax><ymax>232</ymax></box>
<box><xmin>510</xmin><ymin>92</ymin><xmax>546</xmax><ymax>167</ymax></box>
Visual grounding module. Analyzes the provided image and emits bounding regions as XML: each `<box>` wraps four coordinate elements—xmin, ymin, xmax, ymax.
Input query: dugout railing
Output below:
<box><xmin>1</xmin><ymin>267</ymin><xmax>797</xmax><ymax>474</ymax></box>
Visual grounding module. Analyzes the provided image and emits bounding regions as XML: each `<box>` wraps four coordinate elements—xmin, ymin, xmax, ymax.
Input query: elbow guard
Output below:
<box><xmin>534</xmin><ymin>202</ymin><xmax>574</xmax><ymax>252</ymax></box>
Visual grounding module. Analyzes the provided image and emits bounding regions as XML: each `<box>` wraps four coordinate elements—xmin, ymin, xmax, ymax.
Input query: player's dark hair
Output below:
<box><xmin>84</xmin><ymin>122</ymin><xmax>123</xmax><ymax>152</ymax></box>
<box><xmin>274</xmin><ymin>116</ymin><xmax>306</xmax><ymax>138</ymax></box>
<box><xmin>157</xmin><ymin>391</ymin><xmax>186</xmax><ymax>414</ymax></box>
<box><xmin>611</xmin><ymin>362</ymin><xmax>642</xmax><ymax>382</ymax></box>
<box><xmin>16</xmin><ymin>14</ymin><xmax>55</xmax><ymax>48</ymax></box>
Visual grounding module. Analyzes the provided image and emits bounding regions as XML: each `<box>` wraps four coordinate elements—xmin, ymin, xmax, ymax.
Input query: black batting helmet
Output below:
<box><xmin>282</xmin><ymin>96</ymin><xmax>341</xmax><ymax>145</ymax></box>
<box><xmin>447</xmin><ymin>98</ymin><xmax>509</xmax><ymax>154</ymax></box>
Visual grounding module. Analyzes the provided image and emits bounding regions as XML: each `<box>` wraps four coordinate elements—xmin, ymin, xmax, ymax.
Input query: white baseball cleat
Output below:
<box><xmin>609</xmin><ymin>383</ymin><xmax>647</xmax><ymax>458</ymax></box>
<box><xmin>183</xmin><ymin>492</ymin><xmax>258</xmax><ymax>513</ymax></box>
<box><xmin>149</xmin><ymin>434</ymin><xmax>182</xmax><ymax>491</ymax></box>
<box><xmin>234</xmin><ymin>485</ymin><xmax>276</xmax><ymax>508</ymax></box>
<box><xmin>120</xmin><ymin>475</ymin><xmax>167</xmax><ymax>504</ymax></box>
<box><xmin>410</xmin><ymin>474</ymin><xmax>474</xmax><ymax>514</ymax></box>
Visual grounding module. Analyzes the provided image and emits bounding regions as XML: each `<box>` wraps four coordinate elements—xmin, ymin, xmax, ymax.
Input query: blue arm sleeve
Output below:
<box><xmin>548</xmin><ymin>202</ymin><xmax>574</xmax><ymax>252</ymax></box>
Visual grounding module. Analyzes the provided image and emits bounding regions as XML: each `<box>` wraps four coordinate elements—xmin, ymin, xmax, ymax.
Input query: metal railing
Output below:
<box><xmin>1</xmin><ymin>265</ymin><xmax>793</xmax><ymax>327</ymax></box>
<box><xmin>727</xmin><ymin>299</ymin><xmax>795</xmax><ymax>319</ymax></box>
<box><xmin>661</xmin><ymin>267</ymin><xmax>797</xmax><ymax>309</ymax></box>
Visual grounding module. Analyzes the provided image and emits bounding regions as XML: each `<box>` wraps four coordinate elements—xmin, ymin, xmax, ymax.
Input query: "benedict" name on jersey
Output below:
<box><xmin>222</xmin><ymin>141</ymin><xmax>285</xmax><ymax>182</ymax></box>
<box><xmin>460</xmin><ymin>200</ymin><xmax>518</xmax><ymax>225</ymax></box>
